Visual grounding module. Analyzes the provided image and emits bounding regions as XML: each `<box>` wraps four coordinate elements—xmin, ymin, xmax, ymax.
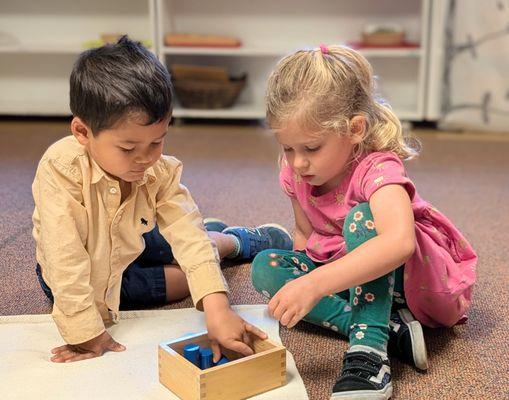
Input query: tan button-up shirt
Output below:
<box><xmin>32</xmin><ymin>136</ymin><xmax>228</xmax><ymax>344</ymax></box>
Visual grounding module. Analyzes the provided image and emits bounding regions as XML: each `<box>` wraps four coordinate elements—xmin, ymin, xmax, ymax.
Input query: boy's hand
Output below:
<box><xmin>268</xmin><ymin>274</ymin><xmax>323</xmax><ymax>329</ymax></box>
<box><xmin>50</xmin><ymin>330</ymin><xmax>126</xmax><ymax>363</ymax></box>
<box><xmin>203</xmin><ymin>293</ymin><xmax>267</xmax><ymax>362</ymax></box>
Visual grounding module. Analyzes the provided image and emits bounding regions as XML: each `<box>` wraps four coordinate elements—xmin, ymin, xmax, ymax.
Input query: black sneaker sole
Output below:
<box><xmin>330</xmin><ymin>383</ymin><xmax>393</xmax><ymax>400</ymax></box>
<box><xmin>398</xmin><ymin>308</ymin><xmax>428</xmax><ymax>371</ymax></box>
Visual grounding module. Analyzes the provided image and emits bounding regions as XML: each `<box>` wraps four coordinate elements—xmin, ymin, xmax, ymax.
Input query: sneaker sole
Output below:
<box><xmin>257</xmin><ymin>223</ymin><xmax>292</xmax><ymax>238</ymax></box>
<box><xmin>398</xmin><ymin>308</ymin><xmax>428</xmax><ymax>371</ymax></box>
<box><xmin>203</xmin><ymin>217</ymin><xmax>226</xmax><ymax>225</ymax></box>
<box><xmin>330</xmin><ymin>383</ymin><xmax>393</xmax><ymax>400</ymax></box>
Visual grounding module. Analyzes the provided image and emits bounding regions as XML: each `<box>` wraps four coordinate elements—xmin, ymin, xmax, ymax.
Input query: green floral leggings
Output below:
<box><xmin>251</xmin><ymin>203</ymin><xmax>406</xmax><ymax>352</ymax></box>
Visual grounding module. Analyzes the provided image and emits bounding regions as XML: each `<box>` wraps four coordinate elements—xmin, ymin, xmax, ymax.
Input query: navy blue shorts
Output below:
<box><xmin>35</xmin><ymin>226</ymin><xmax>173</xmax><ymax>309</ymax></box>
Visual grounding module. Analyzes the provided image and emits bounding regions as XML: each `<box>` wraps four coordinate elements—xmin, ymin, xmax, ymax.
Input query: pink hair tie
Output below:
<box><xmin>319</xmin><ymin>44</ymin><xmax>329</xmax><ymax>55</ymax></box>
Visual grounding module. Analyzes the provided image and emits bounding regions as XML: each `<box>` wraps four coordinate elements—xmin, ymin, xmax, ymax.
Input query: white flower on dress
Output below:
<box><xmin>353</xmin><ymin>297</ymin><xmax>359</xmax><ymax>306</ymax></box>
<box><xmin>300</xmin><ymin>262</ymin><xmax>309</xmax><ymax>272</ymax></box>
<box><xmin>292</xmin><ymin>269</ymin><xmax>301</xmax><ymax>276</ymax></box>
<box><xmin>261</xmin><ymin>290</ymin><xmax>271</xmax><ymax>298</ymax></box>
<box><xmin>395</xmin><ymin>297</ymin><xmax>405</xmax><ymax>304</ymax></box>
<box><xmin>323</xmin><ymin>321</ymin><xmax>331</xmax><ymax>328</ymax></box>
<box><xmin>388</xmin><ymin>287</ymin><xmax>394</xmax><ymax>296</ymax></box>
<box><xmin>355</xmin><ymin>286</ymin><xmax>362</xmax><ymax>295</ymax></box>
<box><xmin>353</xmin><ymin>211</ymin><xmax>364</xmax><ymax>221</ymax></box>
<box><xmin>374</xmin><ymin>176</ymin><xmax>384</xmax><ymax>186</ymax></box>
<box><xmin>331</xmin><ymin>325</ymin><xmax>339</xmax><ymax>332</ymax></box>
<box><xmin>365</xmin><ymin>220</ymin><xmax>375</xmax><ymax>230</ymax></box>
<box><xmin>355</xmin><ymin>331</ymin><xmax>365</xmax><ymax>340</ymax></box>
<box><xmin>343</xmin><ymin>305</ymin><xmax>352</xmax><ymax>312</ymax></box>
<box><xmin>393</xmin><ymin>291</ymin><xmax>401</xmax><ymax>297</ymax></box>
<box><xmin>364</xmin><ymin>293</ymin><xmax>375</xmax><ymax>302</ymax></box>
<box><xmin>349</xmin><ymin>223</ymin><xmax>357</xmax><ymax>233</ymax></box>
<box><xmin>291</xmin><ymin>257</ymin><xmax>299</xmax><ymax>264</ymax></box>
<box><xmin>269</xmin><ymin>253</ymin><xmax>277</xmax><ymax>258</ymax></box>
<box><xmin>358</xmin><ymin>324</ymin><xmax>368</xmax><ymax>330</ymax></box>
<box><xmin>269</xmin><ymin>260</ymin><xmax>278</xmax><ymax>267</ymax></box>
<box><xmin>388</xmin><ymin>276</ymin><xmax>395</xmax><ymax>285</ymax></box>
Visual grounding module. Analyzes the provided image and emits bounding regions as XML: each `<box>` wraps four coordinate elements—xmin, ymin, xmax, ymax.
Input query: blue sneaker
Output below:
<box><xmin>222</xmin><ymin>224</ymin><xmax>293</xmax><ymax>261</ymax></box>
<box><xmin>203</xmin><ymin>218</ymin><xmax>228</xmax><ymax>232</ymax></box>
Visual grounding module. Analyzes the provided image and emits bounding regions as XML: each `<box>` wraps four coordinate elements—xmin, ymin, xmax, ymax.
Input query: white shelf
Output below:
<box><xmin>0</xmin><ymin>0</ymin><xmax>432</xmax><ymax>120</ymax></box>
<box><xmin>162</xmin><ymin>46</ymin><xmax>422</xmax><ymax>58</ymax></box>
<box><xmin>0</xmin><ymin>0</ymin><xmax>155</xmax><ymax>115</ymax></box>
<box><xmin>173</xmin><ymin>104</ymin><xmax>418</xmax><ymax>121</ymax></box>
<box><xmin>159</xmin><ymin>0</ymin><xmax>430</xmax><ymax>121</ymax></box>
<box><xmin>173</xmin><ymin>103</ymin><xmax>265</xmax><ymax>119</ymax></box>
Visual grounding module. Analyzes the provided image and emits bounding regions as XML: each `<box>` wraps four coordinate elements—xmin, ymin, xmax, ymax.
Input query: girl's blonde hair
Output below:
<box><xmin>266</xmin><ymin>45</ymin><xmax>420</xmax><ymax>160</ymax></box>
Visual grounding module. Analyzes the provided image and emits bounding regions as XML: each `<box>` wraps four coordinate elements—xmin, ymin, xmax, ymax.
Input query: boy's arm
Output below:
<box><xmin>290</xmin><ymin>198</ymin><xmax>313</xmax><ymax>250</ymax></box>
<box><xmin>34</xmin><ymin>160</ymin><xmax>105</xmax><ymax>344</ymax></box>
<box><xmin>155</xmin><ymin>159</ymin><xmax>266</xmax><ymax>360</ymax></box>
<box><xmin>155</xmin><ymin>159</ymin><xmax>228</xmax><ymax>309</ymax></box>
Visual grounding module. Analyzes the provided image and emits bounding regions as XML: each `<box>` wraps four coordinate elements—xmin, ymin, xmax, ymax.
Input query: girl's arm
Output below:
<box><xmin>310</xmin><ymin>184</ymin><xmax>416</xmax><ymax>296</ymax></box>
<box><xmin>269</xmin><ymin>184</ymin><xmax>416</xmax><ymax>328</ymax></box>
<box><xmin>290</xmin><ymin>197</ymin><xmax>313</xmax><ymax>250</ymax></box>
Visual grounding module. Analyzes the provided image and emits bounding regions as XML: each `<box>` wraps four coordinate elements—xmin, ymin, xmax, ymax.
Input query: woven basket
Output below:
<box><xmin>173</xmin><ymin>75</ymin><xmax>246</xmax><ymax>109</ymax></box>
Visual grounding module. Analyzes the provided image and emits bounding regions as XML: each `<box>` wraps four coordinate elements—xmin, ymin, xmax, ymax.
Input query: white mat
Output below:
<box><xmin>0</xmin><ymin>305</ymin><xmax>308</xmax><ymax>400</ymax></box>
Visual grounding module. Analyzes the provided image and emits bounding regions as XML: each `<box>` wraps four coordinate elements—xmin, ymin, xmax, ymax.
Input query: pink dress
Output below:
<box><xmin>279</xmin><ymin>151</ymin><xmax>477</xmax><ymax>328</ymax></box>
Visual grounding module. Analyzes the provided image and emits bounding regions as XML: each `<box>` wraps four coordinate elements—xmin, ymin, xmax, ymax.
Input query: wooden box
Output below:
<box><xmin>158</xmin><ymin>331</ymin><xmax>286</xmax><ymax>400</ymax></box>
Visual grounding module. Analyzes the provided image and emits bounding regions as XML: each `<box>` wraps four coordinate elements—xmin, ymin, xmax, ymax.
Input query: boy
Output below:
<box><xmin>32</xmin><ymin>36</ymin><xmax>292</xmax><ymax>363</ymax></box>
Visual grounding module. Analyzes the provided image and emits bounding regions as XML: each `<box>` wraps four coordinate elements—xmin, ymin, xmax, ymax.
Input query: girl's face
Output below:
<box><xmin>276</xmin><ymin>120</ymin><xmax>357</xmax><ymax>194</ymax></box>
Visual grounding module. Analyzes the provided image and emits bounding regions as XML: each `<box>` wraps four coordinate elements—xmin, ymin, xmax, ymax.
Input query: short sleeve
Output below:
<box><xmin>279</xmin><ymin>156</ymin><xmax>296</xmax><ymax>198</ymax></box>
<box><xmin>359</xmin><ymin>152</ymin><xmax>416</xmax><ymax>201</ymax></box>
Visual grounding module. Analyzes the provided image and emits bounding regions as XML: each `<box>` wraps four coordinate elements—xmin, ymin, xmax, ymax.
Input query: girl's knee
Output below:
<box><xmin>251</xmin><ymin>250</ymin><xmax>285</xmax><ymax>295</ymax></box>
<box><xmin>343</xmin><ymin>202</ymin><xmax>377</xmax><ymax>252</ymax></box>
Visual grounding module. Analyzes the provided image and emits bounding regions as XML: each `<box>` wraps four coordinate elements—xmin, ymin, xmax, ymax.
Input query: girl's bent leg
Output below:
<box><xmin>344</xmin><ymin>203</ymin><xmax>395</xmax><ymax>352</ymax></box>
<box><xmin>252</xmin><ymin>249</ymin><xmax>352</xmax><ymax>337</ymax></box>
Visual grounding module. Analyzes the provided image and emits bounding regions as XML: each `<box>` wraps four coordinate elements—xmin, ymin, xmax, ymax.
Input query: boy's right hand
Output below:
<box><xmin>50</xmin><ymin>330</ymin><xmax>125</xmax><ymax>363</ymax></box>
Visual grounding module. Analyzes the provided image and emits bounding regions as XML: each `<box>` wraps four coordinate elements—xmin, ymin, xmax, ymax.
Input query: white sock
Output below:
<box><xmin>225</xmin><ymin>235</ymin><xmax>241</xmax><ymax>259</ymax></box>
<box><xmin>348</xmin><ymin>344</ymin><xmax>388</xmax><ymax>360</ymax></box>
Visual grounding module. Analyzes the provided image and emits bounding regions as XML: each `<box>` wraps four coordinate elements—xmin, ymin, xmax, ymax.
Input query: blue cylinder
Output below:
<box><xmin>183</xmin><ymin>343</ymin><xmax>200</xmax><ymax>367</ymax></box>
<box><xmin>215</xmin><ymin>355</ymin><xmax>229</xmax><ymax>366</ymax></box>
<box><xmin>199</xmin><ymin>347</ymin><xmax>214</xmax><ymax>369</ymax></box>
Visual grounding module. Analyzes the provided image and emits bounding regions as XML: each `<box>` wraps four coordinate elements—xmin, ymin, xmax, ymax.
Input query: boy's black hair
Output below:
<box><xmin>70</xmin><ymin>36</ymin><xmax>173</xmax><ymax>134</ymax></box>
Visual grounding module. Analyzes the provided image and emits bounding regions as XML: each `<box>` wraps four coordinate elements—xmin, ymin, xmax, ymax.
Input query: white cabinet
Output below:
<box><xmin>0</xmin><ymin>0</ymin><xmax>155</xmax><ymax>115</ymax></box>
<box><xmin>157</xmin><ymin>0</ymin><xmax>431</xmax><ymax>121</ymax></box>
<box><xmin>0</xmin><ymin>0</ymin><xmax>431</xmax><ymax>121</ymax></box>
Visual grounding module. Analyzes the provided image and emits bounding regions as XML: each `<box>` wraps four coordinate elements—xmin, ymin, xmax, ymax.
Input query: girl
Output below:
<box><xmin>251</xmin><ymin>45</ymin><xmax>477</xmax><ymax>400</ymax></box>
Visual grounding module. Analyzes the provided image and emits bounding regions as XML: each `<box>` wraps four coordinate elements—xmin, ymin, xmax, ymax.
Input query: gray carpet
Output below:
<box><xmin>1</xmin><ymin>119</ymin><xmax>508</xmax><ymax>399</ymax></box>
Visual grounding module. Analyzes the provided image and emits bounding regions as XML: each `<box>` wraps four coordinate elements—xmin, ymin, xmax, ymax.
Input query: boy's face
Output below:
<box><xmin>72</xmin><ymin>114</ymin><xmax>171</xmax><ymax>183</ymax></box>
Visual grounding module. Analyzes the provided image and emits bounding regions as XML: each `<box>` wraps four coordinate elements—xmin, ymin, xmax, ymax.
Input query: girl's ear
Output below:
<box><xmin>71</xmin><ymin>117</ymin><xmax>92</xmax><ymax>146</ymax></box>
<box><xmin>349</xmin><ymin>116</ymin><xmax>366</xmax><ymax>144</ymax></box>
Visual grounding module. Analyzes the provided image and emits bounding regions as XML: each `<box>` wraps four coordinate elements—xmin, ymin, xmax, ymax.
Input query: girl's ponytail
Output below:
<box><xmin>363</xmin><ymin>101</ymin><xmax>420</xmax><ymax>160</ymax></box>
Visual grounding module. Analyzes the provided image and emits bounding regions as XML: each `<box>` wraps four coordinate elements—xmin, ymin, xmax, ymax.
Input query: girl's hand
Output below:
<box><xmin>203</xmin><ymin>293</ymin><xmax>267</xmax><ymax>362</ymax></box>
<box><xmin>268</xmin><ymin>274</ymin><xmax>323</xmax><ymax>328</ymax></box>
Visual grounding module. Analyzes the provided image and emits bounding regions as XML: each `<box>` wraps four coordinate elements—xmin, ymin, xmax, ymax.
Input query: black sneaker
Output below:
<box><xmin>388</xmin><ymin>308</ymin><xmax>428</xmax><ymax>371</ymax></box>
<box><xmin>331</xmin><ymin>349</ymin><xmax>392</xmax><ymax>399</ymax></box>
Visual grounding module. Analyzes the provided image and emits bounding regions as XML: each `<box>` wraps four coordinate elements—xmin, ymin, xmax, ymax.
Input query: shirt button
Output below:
<box><xmin>109</xmin><ymin>187</ymin><xmax>117</xmax><ymax>194</ymax></box>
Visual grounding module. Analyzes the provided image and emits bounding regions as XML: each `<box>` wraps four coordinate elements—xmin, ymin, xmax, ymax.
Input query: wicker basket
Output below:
<box><xmin>173</xmin><ymin>75</ymin><xmax>246</xmax><ymax>109</ymax></box>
